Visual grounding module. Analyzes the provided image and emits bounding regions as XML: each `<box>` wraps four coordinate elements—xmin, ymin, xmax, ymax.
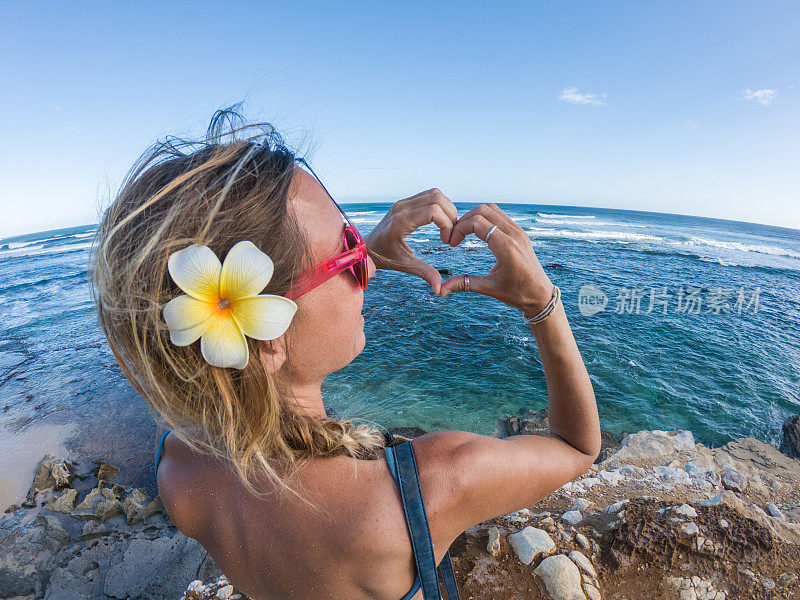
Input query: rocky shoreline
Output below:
<box><xmin>2</xmin><ymin>411</ymin><xmax>799</xmax><ymax>600</ymax></box>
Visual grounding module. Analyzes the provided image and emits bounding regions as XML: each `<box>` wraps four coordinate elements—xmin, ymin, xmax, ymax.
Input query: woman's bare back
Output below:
<box><xmin>156</xmin><ymin>430</ymin><xmax>464</xmax><ymax>600</ymax></box>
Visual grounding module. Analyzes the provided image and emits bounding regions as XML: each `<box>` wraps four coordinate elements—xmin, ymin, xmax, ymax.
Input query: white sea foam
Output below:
<box><xmin>679</xmin><ymin>237</ymin><xmax>800</xmax><ymax>260</ymax></box>
<box><xmin>535</xmin><ymin>218</ymin><xmax>646</xmax><ymax>228</ymax></box>
<box><xmin>345</xmin><ymin>210</ymin><xmax>380</xmax><ymax>217</ymax></box>
<box><xmin>537</xmin><ymin>212</ymin><xmax>595</xmax><ymax>219</ymax></box>
<box><xmin>526</xmin><ymin>227</ymin><xmax>663</xmax><ymax>243</ymax></box>
<box><xmin>0</xmin><ymin>241</ymin><xmax>93</xmax><ymax>259</ymax></box>
<box><xmin>349</xmin><ymin>217</ymin><xmax>381</xmax><ymax>225</ymax></box>
<box><xmin>405</xmin><ymin>237</ymin><xmax>430</xmax><ymax>242</ymax></box>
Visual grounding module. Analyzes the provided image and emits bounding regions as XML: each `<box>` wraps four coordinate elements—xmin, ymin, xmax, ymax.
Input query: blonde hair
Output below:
<box><xmin>90</xmin><ymin>108</ymin><xmax>393</xmax><ymax>511</ymax></box>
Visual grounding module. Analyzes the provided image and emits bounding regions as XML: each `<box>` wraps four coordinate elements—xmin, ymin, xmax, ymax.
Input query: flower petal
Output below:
<box><xmin>230</xmin><ymin>295</ymin><xmax>298</xmax><ymax>340</ymax></box>
<box><xmin>219</xmin><ymin>241</ymin><xmax>274</xmax><ymax>300</ymax></box>
<box><xmin>200</xmin><ymin>311</ymin><xmax>249</xmax><ymax>369</ymax></box>
<box><xmin>163</xmin><ymin>294</ymin><xmax>217</xmax><ymax>346</ymax></box>
<box><xmin>168</xmin><ymin>244</ymin><xmax>222</xmax><ymax>303</ymax></box>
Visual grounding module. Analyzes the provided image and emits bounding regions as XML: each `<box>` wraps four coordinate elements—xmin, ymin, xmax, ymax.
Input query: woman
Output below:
<box><xmin>90</xmin><ymin>109</ymin><xmax>601</xmax><ymax>600</ymax></box>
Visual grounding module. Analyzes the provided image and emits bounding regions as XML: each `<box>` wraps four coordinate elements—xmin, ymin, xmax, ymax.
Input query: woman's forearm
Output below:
<box><xmin>528</xmin><ymin>300</ymin><xmax>601</xmax><ymax>458</ymax></box>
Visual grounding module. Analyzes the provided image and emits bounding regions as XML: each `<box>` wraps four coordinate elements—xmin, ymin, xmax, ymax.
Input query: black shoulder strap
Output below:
<box><xmin>393</xmin><ymin>441</ymin><xmax>460</xmax><ymax>600</ymax></box>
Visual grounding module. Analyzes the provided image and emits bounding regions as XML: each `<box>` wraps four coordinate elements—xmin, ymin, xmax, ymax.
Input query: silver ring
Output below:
<box><xmin>486</xmin><ymin>225</ymin><xmax>498</xmax><ymax>242</ymax></box>
<box><xmin>463</xmin><ymin>274</ymin><xmax>470</xmax><ymax>292</ymax></box>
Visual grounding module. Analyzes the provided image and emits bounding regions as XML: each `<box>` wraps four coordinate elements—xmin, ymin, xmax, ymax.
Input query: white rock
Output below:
<box><xmin>718</xmin><ymin>518</ymin><xmax>728</xmax><ymax>528</ymax></box>
<box><xmin>597</xmin><ymin>469</ymin><xmax>626</xmax><ymax>485</ymax></box>
<box><xmin>583</xmin><ymin>582</ymin><xmax>601</xmax><ymax>600</ymax></box>
<box><xmin>507</xmin><ymin>526</ymin><xmax>555</xmax><ymax>565</ymax></box>
<box><xmin>674</xmin><ymin>503</ymin><xmax>697</xmax><ymax>518</ymax></box>
<box><xmin>487</xmin><ymin>526</ymin><xmax>502</xmax><ymax>556</ymax></box>
<box><xmin>506</xmin><ymin>507</ymin><xmax>532</xmax><ymax>522</ymax></box>
<box><xmin>766</xmin><ymin>503</ymin><xmax>786</xmax><ymax>520</ymax></box>
<box><xmin>571</xmin><ymin>498</ymin><xmax>593</xmax><ymax>512</ymax></box>
<box><xmin>602</xmin><ymin>499</ymin><xmax>628</xmax><ymax>514</ymax></box>
<box><xmin>608</xmin><ymin>429</ymin><xmax>696</xmax><ymax>465</ymax></box>
<box><xmin>681</xmin><ymin>522</ymin><xmax>699</xmax><ymax>535</ymax></box>
<box><xmin>568</xmin><ymin>550</ymin><xmax>597</xmax><ymax>577</ymax></box>
<box><xmin>561</xmin><ymin>510</ymin><xmax>583</xmax><ymax>526</ymax></box>
<box><xmin>576</xmin><ymin>533</ymin><xmax>590</xmax><ymax>550</ymax></box>
<box><xmin>534</xmin><ymin>554</ymin><xmax>586</xmax><ymax>600</ymax></box>
<box><xmin>721</xmin><ymin>465</ymin><xmax>748</xmax><ymax>493</ymax></box>
<box><xmin>216</xmin><ymin>585</ymin><xmax>234</xmax><ymax>599</ymax></box>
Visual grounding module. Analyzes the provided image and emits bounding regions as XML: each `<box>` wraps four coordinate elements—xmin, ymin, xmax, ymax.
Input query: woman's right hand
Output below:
<box><xmin>438</xmin><ymin>203</ymin><xmax>554</xmax><ymax>316</ymax></box>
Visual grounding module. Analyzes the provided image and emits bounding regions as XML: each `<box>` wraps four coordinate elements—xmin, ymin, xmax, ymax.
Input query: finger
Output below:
<box><xmin>439</xmin><ymin>272</ymin><xmax>492</xmax><ymax>296</ymax></box>
<box><xmin>450</xmin><ymin>203</ymin><xmax>522</xmax><ymax>245</ymax></box>
<box><xmin>398</xmin><ymin>198</ymin><xmax>457</xmax><ymax>244</ymax></box>
<box><xmin>448</xmin><ymin>212</ymin><xmax>499</xmax><ymax>247</ymax></box>
<box><xmin>403</xmin><ymin>255</ymin><xmax>444</xmax><ymax>294</ymax></box>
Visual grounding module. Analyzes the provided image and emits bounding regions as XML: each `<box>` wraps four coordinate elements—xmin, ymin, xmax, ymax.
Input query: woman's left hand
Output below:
<box><xmin>363</xmin><ymin>188</ymin><xmax>458</xmax><ymax>295</ymax></box>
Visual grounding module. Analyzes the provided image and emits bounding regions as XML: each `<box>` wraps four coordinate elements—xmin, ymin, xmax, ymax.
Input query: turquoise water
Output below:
<box><xmin>1</xmin><ymin>203</ymin><xmax>799</xmax><ymax>498</ymax></box>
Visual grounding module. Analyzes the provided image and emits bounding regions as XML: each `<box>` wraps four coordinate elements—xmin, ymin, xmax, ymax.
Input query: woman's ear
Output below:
<box><xmin>258</xmin><ymin>337</ymin><xmax>287</xmax><ymax>374</ymax></box>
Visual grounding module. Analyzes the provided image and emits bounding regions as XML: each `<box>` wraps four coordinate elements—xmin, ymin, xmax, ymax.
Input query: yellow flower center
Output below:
<box><xmin>218</xmin><ymin>298</ymin><xmax>231</xmax><ymax>309</ymax></box>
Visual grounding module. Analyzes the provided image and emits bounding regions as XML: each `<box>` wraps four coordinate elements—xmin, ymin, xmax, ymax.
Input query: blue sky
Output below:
<box><xmin>1</xmin><ymin>1</ymin><xmax>798</xmax><ymax>237</ymax></box>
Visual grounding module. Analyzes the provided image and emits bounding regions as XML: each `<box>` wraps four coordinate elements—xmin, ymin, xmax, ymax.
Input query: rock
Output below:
<box><xmin>217</xmin><ymin>584</ymin><xmax>234</xmax><ymax>599</ymax></box>
<box><xmin>507</xmin><ymin>526</ymin><xmax>555</xmax><ymax>565</ymax></box>
<box><xmin>136</xmin><ymin>495</ymin><xmax>165</xmax><ymax>522</ymax></box>
<box><xmin>122</xmin><ymin>489</ymin><xmax>150</xmax><ymax>524</ymax></box>
<box><xmin>575</xmin><ymin>533</ymin><xmax>590</xmax><ymax>550</ymax></box>
<box><xmin>692</xmin><ymin>491</ymin><xmax>747</xmax><ymax>516</ymax></box>
<box><xmin>506</xmin><ymin>508</ymin><xmax>532</xmax><ymax>522</ymax></box>
<box><xmin>25</xmin><ymin>455</ymin><xmax>76</xmax><ymax>504</ymax></box>
<box><xmin>487</xmin><ymin>527</ymin><xmax>501</xmax><ymax>556</ymax></box>
<box><xmin>602</xmin><ymin>499</ymin><xmax>628</xmax><ymax>514</ymax></box>
<box><xmin>721</xmin><ymin>465</ymin><xmax>748</xmax><ymax>493</ymax></box>
<box><xmin>568</xmin><ymin>550</ymin><xmax>597</xmax><ymax>577</ymax></box>
<box><xmin>762</xmin><ymin>578</ymin><xmax>775</xmax><ymax>590</ymax></box>
<box><xmin>94</xmin><ymin>461</ymin><xmax>120</xmax><ymax>481</ymax></box>
<box><xmin>44</xmin><ymin>488</ymin><xmax>78</xmax><ymax>514</ymax></box>
<box><xmin>0</xmin><ymin>509</ymin><xmax>60</xmax><ymax>597</ymax></box>
<box><xmin>104</xmin><ymin>531</ymin><xmax>210</xmax><ymax>599</ymax></box>
<box><xmin>561</xmin><ymin>510</ymin><xmax>582</xmax><ymax>526</ymax></box>
<box><xmin>766</xmin><ymin>503</ymin><xmax>786</xmax><ymax>520</ymax></box>
<box><xmin>778</xmin><ymin>572</ymin><xmax>798</xmax><ymax>587</ymax></box>
<box><xmin>718</xmin><ymin>518</ymin><xmax>729</xmax><ymax>528</ymax></box>
<box><xmin>96</xmin><ymin>498</ymin><xmax>123</xmax><ymax>522</ymax></box>
<box><xmin>533</xmin><ymin>554</ymin><xmax>586</xmax><ymax>600</ymax></box>
<box><xmin>780</xmin><ymin>413</ymin><xmax>800</xmax><ymax>459</ymax></box>
<box><xmin>71</xmin><ymin>487</ymin><xmax>119</xmax><ymax>520</ymax></box>
<box><xmin>571</xmin><ymin>498</ymin><xmax>593</xmax><ymax>512</ymax></box>
<box><xmin>674</xmin><ymin>504</ymin><xmax>697</xmax><ymax>518</ymax></box>
<box><xmin>681</xmin><ymin>522</ymin><xmax>699</xmax><ymax>535</ymax></box>
<box><xmin>605</xmin><ymin>429</ymin><xmax>696</xmax><ymax>466</ymax></box>
<box><xmin>583</xmin><ymin>582</ymin><xmax>600</xmax><ymax>600</ymax></box>
<box><xmin>437</xmin><ymin>268</ymin><xmax>452</xmax><ymax>276</ymax></box>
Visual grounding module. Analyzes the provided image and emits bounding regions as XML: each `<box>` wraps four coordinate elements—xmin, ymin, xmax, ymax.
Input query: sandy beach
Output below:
<box><xmin>3</xmin><ymin>410</ymin><xmax>799</xmax><ymax>600</ymax></box>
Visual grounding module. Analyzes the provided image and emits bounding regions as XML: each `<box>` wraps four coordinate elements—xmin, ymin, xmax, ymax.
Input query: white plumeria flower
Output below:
<box><xmin>163</xmin><ymin>241</ymin><xmax>298</xmax><ymax>369</ymax></box>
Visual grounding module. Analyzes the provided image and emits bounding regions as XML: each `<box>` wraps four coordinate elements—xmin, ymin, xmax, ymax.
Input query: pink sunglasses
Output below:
<box><xmin>284</xmin><ymin>161</ymin><xmax>369</xmax><ymax>300</ymax></box>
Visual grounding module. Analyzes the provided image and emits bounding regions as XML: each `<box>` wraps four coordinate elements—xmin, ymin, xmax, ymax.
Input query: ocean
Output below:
<box><xmin>1</xmin><ymin>203</ymin><xmax>799</xmax><ymax>509</ymax></box>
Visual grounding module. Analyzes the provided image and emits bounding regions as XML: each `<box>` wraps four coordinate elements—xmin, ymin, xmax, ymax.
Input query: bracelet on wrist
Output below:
<box><xmin>522</xmin><ymin>285</ymin><xmax>561</xmax><ymax>325</ymax></box>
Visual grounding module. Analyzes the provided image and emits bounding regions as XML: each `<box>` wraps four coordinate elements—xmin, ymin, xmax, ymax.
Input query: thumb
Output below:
<box><xmin>439</xmin><ymin>273</ymin><xmax>491</xmax><ymax>297</ymax></box>
<box><xmin>404</xmin><ymin>257</ymin><xmax>444</xmax><ymax>295</ymax></box>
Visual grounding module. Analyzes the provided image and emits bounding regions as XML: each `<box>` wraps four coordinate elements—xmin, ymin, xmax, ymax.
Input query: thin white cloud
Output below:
<box><xmin>742</xmin><ymin>89</ymin><xmax>778</xmax><ymax>106</ymax></box>
<box><xmin>559</xmin><ymin>87</ymin><xmax>607</xmax><ymax>106</ymax></box>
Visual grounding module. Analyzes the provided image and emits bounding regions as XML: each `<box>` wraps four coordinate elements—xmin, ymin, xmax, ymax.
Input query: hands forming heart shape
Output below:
<box><xmin>362</xmin><ymin>189</ymin><xmax>555</xmax><ymax>317</ymax></box>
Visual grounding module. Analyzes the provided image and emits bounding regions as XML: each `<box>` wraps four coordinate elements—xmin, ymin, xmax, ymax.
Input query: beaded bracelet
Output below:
<box><xmin>522</xmin><ymin>285</ymin><xmax>561</xmax><ymax>325</ymax></box>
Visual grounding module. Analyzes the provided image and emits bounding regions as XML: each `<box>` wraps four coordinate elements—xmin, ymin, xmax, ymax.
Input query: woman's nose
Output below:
<box><xmin>367</xmin><ymin>255</ymin><xmax>376</xmax><ymax>280</ymax></box>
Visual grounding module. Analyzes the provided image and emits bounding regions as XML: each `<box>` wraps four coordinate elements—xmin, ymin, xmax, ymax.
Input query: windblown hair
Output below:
<box><xmin>90</xmin><ymin>107</ymin><xmax>392</xmax><ymax>510</ymax></box>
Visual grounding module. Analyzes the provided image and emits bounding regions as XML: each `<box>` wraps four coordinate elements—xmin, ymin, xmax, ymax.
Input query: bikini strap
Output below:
<box><xmin>392</xmin><ymin>441</ymin><xmax>460</xmax><ymax>600</ymax></box>
<box><xmin>154</xmin><ymin>429</ymin><xmax>170</xmax><ymax>479</ymax></box>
